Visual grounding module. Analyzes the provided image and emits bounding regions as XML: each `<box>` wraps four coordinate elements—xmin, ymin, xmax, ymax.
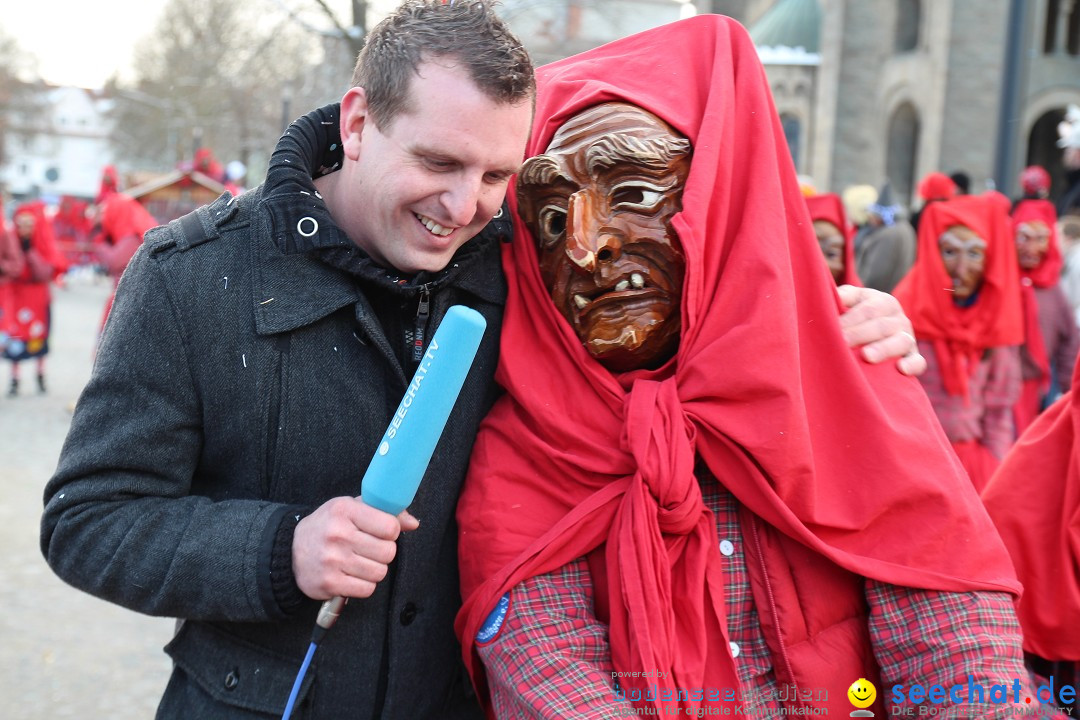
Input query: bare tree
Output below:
<box><xmin>0</xmin><ymin>28</ymin><xmax>45</xmax><ymax>170</ymax></box>
<box><xmin>107</xmin><ymin>0</ymin><xmax>350</xmax><ymax>181</ymax></box>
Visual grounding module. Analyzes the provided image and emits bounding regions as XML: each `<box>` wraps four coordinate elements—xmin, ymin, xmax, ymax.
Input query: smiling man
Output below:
<box><xmin>40</xmin><ymin>2</ymin><xmax>534</xmax><ymax>718</ymax></box>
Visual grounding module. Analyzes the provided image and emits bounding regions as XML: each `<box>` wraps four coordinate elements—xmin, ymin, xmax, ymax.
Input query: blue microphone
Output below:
<box><xmin>283</xmin><ymin>304</ymin><xmax>487</xmax><ymax>720</ymax></box>
<box><xmin>360</xmin><ymin>304</ymin><xmax>487</xmax><ymax>513</ymax></box>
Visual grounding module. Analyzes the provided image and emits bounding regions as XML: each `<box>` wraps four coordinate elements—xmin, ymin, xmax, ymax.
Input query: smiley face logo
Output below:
<box><xmin>848</xmin><ymin>678</ymin><xmax>877</xmax><ymax>709</ymax></box>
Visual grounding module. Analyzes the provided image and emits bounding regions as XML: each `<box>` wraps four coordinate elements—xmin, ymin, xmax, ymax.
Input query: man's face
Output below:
<box><xmin>813</xmin><ymin>219</ymin><xmax>845</xmax><ymax>284</ymax></box>
<box><xmin>517</xmin><ymin>103</ymin><xmax>691</xmax><ymax>372</ymax></box>
<box><xmin>330</xmin><ymin>60</ymin><xmax>532</xmax><ymax>274</ymax></box>
<box><xmin>938</xmin><ymin>224</ymin><xmax>987</xmax><ymax>302</ymax></box>
<box><xmin>1015</xmin><ymin>219</ymin><xmax>1051</xmax><ymax>270</ymax></box>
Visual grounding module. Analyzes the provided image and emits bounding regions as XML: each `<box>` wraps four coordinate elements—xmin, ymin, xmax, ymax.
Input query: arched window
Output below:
<box><xmin>895</xmin><ymin>0</ymin><xmax>920</xmax><ymax>52</ymax></box>
<box><xmin>886</xmin><ymin>103</ymin><xmax>920</xmax><ymax>206</ymax></box>
<box><xmin>780</xmin><ymin>113</ymin><xmax>802</xmax><ymax>171</ymax></box>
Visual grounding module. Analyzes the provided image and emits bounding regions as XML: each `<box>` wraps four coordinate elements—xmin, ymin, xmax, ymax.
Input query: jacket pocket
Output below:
<box><xmin>162</xmin><ymin>620</ymin><xmax>314</xmax><ymax>717</ymax></box>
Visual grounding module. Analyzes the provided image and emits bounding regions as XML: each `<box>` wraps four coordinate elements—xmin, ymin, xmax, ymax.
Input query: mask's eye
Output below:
<box><xmin>537</xmin><ymin>205</ymin><xmax>567</xmax><ymax>247</ymax></box>
<box><xmin>611</xmin><ymin>182</ymin><xmax>666</xmax><ymax>211</ymax></box>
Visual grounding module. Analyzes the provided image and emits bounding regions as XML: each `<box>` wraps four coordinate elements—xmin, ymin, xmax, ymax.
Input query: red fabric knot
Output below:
<box><xmin>622</xmin><ymin>379</ymin><xmax>700</xmax><ymax>535</ymax></box>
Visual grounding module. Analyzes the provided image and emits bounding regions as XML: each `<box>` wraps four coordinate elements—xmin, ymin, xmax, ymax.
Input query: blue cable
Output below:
<box><xmin>281</xmin><ymin>640</ymin><xmax>318</xmax><ymax>720</ymax></box>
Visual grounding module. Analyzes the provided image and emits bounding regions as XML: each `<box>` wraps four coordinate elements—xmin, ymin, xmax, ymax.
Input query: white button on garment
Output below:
<box><xmin>729</xmin><ymin>642</ymin><xmax>741</xmax><ymax>658</ymax></box>
<box><xmin>719</xmin><ymin>540</ymin><xmax>734</xmax><ymax>556</ymax></box>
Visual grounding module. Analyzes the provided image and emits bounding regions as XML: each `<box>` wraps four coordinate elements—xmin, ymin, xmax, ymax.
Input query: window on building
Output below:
<box><xmin>1045</xmin><ymin>0</ymin><xmax>1061</xmax><ymax>53</ymax></box>
<box><xmin>894</xmin><ymin>0</ymin><xmax>920</xmax><ymax>52</ymax></box>
<box><xmin>886</xmin><ymin>103</ymin><xmax>920</xmax><ymax>206</ymax></box>
<box><xmin>1069</xmin><ymin>0</ymin><xmax>1080</xmax><ymax>55</ymax></box>
<box><xmin>780</xmin><ymin>113</ymin><xmax>802</xmax><ymax>172</ymax></box>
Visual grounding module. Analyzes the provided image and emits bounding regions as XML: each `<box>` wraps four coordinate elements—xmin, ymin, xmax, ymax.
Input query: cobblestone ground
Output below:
<box><xmin>0</xmin><ymin>275</ymin><xmax>173</xmax><ymax>719</ymax></box>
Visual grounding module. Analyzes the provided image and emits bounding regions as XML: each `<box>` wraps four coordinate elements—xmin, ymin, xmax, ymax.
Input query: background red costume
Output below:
<box><xmin>1011</xmin><ymin>199</ymin><xmax>1078</xmax><ymax>433</ymax></box>
<box><xmin>982</xmin><ymin>357</ymin><xmax>1080</xmax><ymax>682</ymax></box>
<box><xmin>1</xmin><ymin>202</ymin><xmax>69</xmax><ymax>364</ymax></box>
<box><xmin>892</xmin><ymin>195</ymin><xmax>1024</xmax><ymax>489</ymax></box>
<box><xmin>806</xmin><ymin>192</ymin><xmax>861</xmax><ymax>286</ymax></box>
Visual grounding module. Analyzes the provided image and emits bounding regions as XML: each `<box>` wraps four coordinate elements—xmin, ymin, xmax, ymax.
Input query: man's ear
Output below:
<box><xmin>340</xmin><ymin>86</ymin><xmax>370</xmax><ymax>161</ymax></box>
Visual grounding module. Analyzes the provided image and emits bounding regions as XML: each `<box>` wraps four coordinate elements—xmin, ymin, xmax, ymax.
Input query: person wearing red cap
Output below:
<box><xmin>1017</xmin><ymin>165</ymin><xmax>1052</xmax><ymax>206</ymax></box>
<box><xmin>893</xmin><ymin>195</ymin><xmax>1024</xmax><ymax>491</ymax></box>
<box><xmin>1011</xmin><ymin>199</ymin><xmax>1078</xmax><ymax>434</ymax></box>
<box><xmin>2</xmin><ymin>201</ymin><xmax>69</xmax><ymax>395</ymax></box>
<box><xmin>456</xmin><ymin>16</ymin><xmax>1041</xmax><ymax>719</ymax></box>
<box><xmin>910</xmin><ymin>171</ymin><xmax>958</xmax><ymax>232</ymax></box>
<box><xmin>806</xmin><ymin>192</ymin><xmax>860</xmax><ymax>286</ymax></box>
<box><xmin>982</xmin><ymin>357</ymin><xmax>1080</xmax><ymax>715</ymax></box>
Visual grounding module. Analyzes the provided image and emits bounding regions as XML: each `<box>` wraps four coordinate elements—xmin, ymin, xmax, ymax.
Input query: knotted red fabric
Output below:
<box><xmin>805</xmin><ymin>192</ymin><xmax>861</xmax><ymax>285</ymax></box>
<box><xmin>982</xmin><ymin>358</ymin><xmax>1080</xmax><ymax>661</ymax></box>
<box><xmin>1012</xmin><ymin>199</ymin><xmax>1060</xmax><ymax>431</ymax></box>
<box><xmin>456</xmin><ymin>15</ymin><xmax>1021</xmax><ymax>716</ymax></box>
<box><xmin>893</xmin><ymin>196</ymin><xmax>1024</xmax><ymax>399</ymax></box>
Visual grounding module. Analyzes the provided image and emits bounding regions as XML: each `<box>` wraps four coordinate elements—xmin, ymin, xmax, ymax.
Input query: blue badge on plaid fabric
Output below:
<box><xmin>476</xmin><ymin>593</ymin><xmax>510</xmax><ymax>644</ymax></box>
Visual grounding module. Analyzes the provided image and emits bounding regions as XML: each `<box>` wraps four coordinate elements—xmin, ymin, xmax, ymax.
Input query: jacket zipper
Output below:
<box><xmin>411</xmin><ymin>285</ymin><xmax>431</xmax><ymax>365</ymax></box>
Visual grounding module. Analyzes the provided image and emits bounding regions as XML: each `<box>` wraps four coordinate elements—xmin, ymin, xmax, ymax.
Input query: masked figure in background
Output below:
<box><xmin>93</xmin><ymin>193</ymin><xmax>158</xmax><ymax>330</ymax></box>
<box><xmin>806</xmin><ymin>193</ymin><xmax>860</xmax><ymax>286</ymax></box>
<box><xmin>2</xmin><ymin>202</ymin><xmax>69</xmax><ymax>396</ymax></box>
<box><xmin>1010</xmin><ymin>199</ymin><xmax>1078</xmax><ymax>433</ymax></box>
<box><xmin>893</xmin><ymin>196</ymin><xmax>1024</xmax><ymax>491</ymax></box>
<box><xmin>456</xmin><ymin>16</ymin><xmax>1038</xmax><ymax>719</ymax></box>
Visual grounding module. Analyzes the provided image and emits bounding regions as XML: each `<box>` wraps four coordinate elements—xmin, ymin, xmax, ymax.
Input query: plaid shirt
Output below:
<box><xmin>917</xmin><ymin>341</ymin><xmax>1021</xmax><ymax>460</ymax></box>
<box><xmin>476</xmin><ymin>475</ymin><xmax>1059</xmax><ymax>719</ymax></box>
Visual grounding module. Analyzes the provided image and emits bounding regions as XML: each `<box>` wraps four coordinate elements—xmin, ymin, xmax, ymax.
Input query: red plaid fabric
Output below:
<box><xmin>918</xmin><ymin>340</ymin><xmax>1022</xmax><ymax>459</ymax></box>
<box><xmin>476</xmin><ymin>477</ymin><xmax>1056</xmax><ymax>718</ymax></box>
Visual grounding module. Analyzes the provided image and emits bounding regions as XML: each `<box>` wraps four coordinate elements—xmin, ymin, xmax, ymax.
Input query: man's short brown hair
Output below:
<box><xmin>352</xmin><ymin>0</ymin><xmax>535</xmax><ymax>129</ymax></box>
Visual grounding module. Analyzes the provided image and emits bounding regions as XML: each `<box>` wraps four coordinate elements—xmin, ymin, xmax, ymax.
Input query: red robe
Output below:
<box><xmin>455</xmin><ymin>15</ymin><xmax>1020</xmax><ymax>717</ymax></box>
<box><xmin>982</xmin><ymin>356</ymin><xmax>1080</xmax><ymax>661</ymax></box>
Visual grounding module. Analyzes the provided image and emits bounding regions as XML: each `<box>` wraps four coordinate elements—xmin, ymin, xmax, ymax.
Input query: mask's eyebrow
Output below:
<box><xmin>585</xmin><ymin>134</ymin><xmax>691</xmax><ymax>176</ymax></box>
<box><xmin>518</xmin><ymin>155</ymin><xmax>572</xmax><ymax>187</ymax></box>
<box><xmin>940</xmin><ymin>230</ymin><xmax>987</xmax><ymax>248</ymax></box>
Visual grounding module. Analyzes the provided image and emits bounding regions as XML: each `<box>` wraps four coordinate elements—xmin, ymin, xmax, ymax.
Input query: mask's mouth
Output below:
<box><xmin>571</xmin><ymin>272</ymin><xmax>659</xmax><ymax>312</ymax></box>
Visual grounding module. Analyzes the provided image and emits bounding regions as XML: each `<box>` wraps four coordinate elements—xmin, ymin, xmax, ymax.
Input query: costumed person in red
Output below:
<box><xmin>1015</xmin><ymin>164</ymin><xmax>1052</xmax><ymax>208</ymax></box>
<box><xmin>0</xmin><ymin>198</ymin><xmax>26</xmax><ymax>353</ymax></box>
<box><xmin>94</xmin><ymin>164</ymin><xmax>120</xmax><ymax>206</ymax></box>
<box><xmin>892</xmin><ymin>195</ymin><xmax>1024</xmax><ymax>491</ymax></box>
<box><xmin>3</xmin><ymin>202</ymin><xmax>69</xmax><ymax>396</ymax></box>
<box><xmin>1011</xmin><ymin>198</ymin><xmax>1079</xmax><ymax>434</ymax></box>
<box><xmin>455</xmin><ymin>16</ymin><xmax>1041</xmax><ymax>719</ymax></box>
<box><xmin>806</xmin><ymin>192</ymin><xmax>860</xmax><ymax>286</ymax></box>
<box><xmin>982</xmin><ymin>356</ymin><xmax>1080</xmax><ymax>715</ymax></box>
<box><xmin>52</xmin><ymin>196</ymin><xmax>94</xmax><ymax>267</ymax></box>
<box><xmin>94</xmin><ymin>193</ymin><xmax>158</xmax><ymax>328</ymax></box>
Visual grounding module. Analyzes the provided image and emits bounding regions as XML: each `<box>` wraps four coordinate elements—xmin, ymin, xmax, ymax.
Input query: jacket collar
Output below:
<box><xmin>251</xmin><ymin>222</ymin><xmax>359</xmax><ymax>336</ymax></box>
